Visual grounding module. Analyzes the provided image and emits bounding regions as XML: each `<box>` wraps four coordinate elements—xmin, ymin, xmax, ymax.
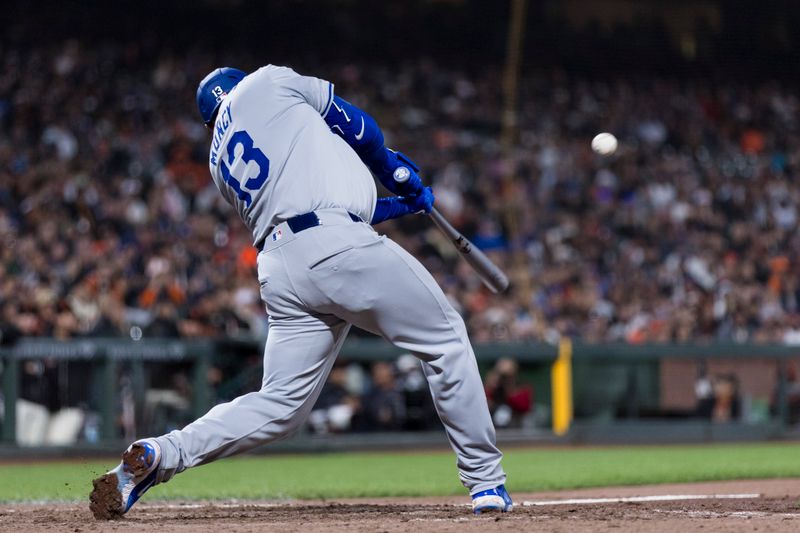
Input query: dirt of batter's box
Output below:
<box><xmin>4</xmin><ymin>479</ymin><xmax>800</xmax><ymax>533</ymax></box>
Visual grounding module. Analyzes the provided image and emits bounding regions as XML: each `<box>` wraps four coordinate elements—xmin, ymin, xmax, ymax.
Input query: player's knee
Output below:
<box><xmin>441</xmin><ymin>316</ymin><xmax>471</xmax><ymax>353</ymax></box>
<box><xmin>412</xmin><ymin>336</ymin><xmax>472</xmax><ymax>364</ymax></box>
<box><xmin>255</xmin><ymin>387</ymin><xmax>313</xmax><ymax>432</ymax></box>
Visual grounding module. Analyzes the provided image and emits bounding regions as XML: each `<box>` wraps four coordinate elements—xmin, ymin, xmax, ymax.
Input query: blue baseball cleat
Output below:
<box><xmin>471</xmin><ymin>484</ymin><xmax>513</xmax><ymax>514</ymax></box>
<box><xmin>90</xmin><ymin>439</ymin><xmax>161</xmax><ymax>519</ymax></box>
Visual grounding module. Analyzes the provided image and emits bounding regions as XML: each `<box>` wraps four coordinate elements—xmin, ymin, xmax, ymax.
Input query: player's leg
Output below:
<box><xmin>91</xmin><ymin>308</ymin><xmax>349</xmax><ymax>519</ymax></box>
<box><xmin>306</xmin><ymin>224</ymin><xmax>506</xmax><ymax>496</ymax></box>
<box><xmin>154</xmin><ymin>313</ymin><xmax>350</xmax><ymax>483</ymax></box>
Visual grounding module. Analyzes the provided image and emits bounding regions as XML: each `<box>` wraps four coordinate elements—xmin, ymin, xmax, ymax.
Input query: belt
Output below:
<box><xmin>255</xmin><ymin>209</ymin><xmax>364</xmax><ymax>252</ymax></box>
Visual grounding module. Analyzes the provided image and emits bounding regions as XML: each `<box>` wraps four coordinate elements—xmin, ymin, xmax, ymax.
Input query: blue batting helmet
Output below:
<box><xmin>196</xmin><ymin>67</ymin><xmax>247</xmax><ymax>125</ymax></box>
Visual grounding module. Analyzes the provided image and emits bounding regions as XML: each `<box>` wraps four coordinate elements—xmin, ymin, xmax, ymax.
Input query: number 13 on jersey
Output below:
<box><xmin>219</xmin><ymin>130</ymin><xmax>270</xmax><ymax>207</ymax></box>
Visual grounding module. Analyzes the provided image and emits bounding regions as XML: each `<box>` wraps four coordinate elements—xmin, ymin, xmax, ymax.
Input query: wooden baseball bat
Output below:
<box><xmin>428</xmin><ymin>208</ymin><xmax>510</xmax><ymax>294</ymax></box>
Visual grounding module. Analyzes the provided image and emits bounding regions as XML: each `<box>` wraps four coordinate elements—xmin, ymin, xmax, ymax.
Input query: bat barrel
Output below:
<box><xmin>429</xmin><ymin>208</ymin><xmax>510</xmax><ymax>294</ymax></box>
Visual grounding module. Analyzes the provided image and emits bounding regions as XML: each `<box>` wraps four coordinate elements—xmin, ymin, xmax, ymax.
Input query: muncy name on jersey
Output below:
<box><xmin>209</xmin><ymin>103</ymin><xmax>233</xmax><ymax>167</ymax></box>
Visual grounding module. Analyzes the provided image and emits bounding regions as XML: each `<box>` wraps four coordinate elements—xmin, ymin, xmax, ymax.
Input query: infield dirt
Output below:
<box><xmin>1</xmin><ymin>479</ymin><xmax>798</xmax><ymax>532</ymax></box>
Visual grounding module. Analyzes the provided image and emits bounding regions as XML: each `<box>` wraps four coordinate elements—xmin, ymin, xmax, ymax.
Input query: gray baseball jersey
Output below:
<box><xmin>207</xmin><ymin>65</ymin><xmax>377</xmax><ymax>245</ymax></box>
<box><xmin>151</xmin><ymin>65</ymin><xmax>506</xmax><ymax>497</ymax></box>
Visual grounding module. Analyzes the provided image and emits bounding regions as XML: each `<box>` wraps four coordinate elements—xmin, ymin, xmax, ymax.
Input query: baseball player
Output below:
<box><xmin>90</xmin><ymin>65</ymin><xmax>512</xmax><ymax>518</ymax></box>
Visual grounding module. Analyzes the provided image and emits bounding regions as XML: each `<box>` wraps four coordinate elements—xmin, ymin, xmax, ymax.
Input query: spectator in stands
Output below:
<box><xmin>694</xmin><ymin>362</ymin><xmax>715</xmax><ymax>418</ymax></box>
<box><xmin>770</xmin><ymin>362</ymin><xmax>800</xmax><ymax>425</ymax></box>
<box><xmin>484</xmin><ymin>358</ymin><xmax>533</xmax><ymax>428</ymax></box>
<box><xmin>696</xmin><ymin>370</ymin><xmax>742</xmax><ymax>423</ymax></box>
<box><xmin>361</xmin><ymin>362</ymin><xmax>406</xmax><ymax>431</ymax></box>
<box><xmin>395</xmin><ymin>353</ymin><xmax>438</xmax><ymax>431</ymax></box>
<box><xmin>711</xmin><ymin>374</ymin><xmax>742</xmax><ymax>422</ymax></box>
<box><xmin>309</xmin><ymin>364</ymin><xmax>361</xmax><ymax>434</ymax></box>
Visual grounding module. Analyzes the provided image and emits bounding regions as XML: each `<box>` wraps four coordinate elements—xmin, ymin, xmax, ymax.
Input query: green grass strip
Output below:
<box><xmin>1</xmin><ymin>442</ymin><xmax>798</xmax><ymax>502</ymax></box>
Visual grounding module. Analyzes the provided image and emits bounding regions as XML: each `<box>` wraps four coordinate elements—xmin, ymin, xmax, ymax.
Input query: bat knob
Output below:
<box><xmin>393</xmin><ymin>167</ymin><xmax>411</xmax><ymax>183</ymax></box>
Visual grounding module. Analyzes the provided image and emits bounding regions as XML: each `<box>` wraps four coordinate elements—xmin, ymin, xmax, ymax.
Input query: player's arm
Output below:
<box><xmin>323</xmin><ymin>95</ymin><xmax>425</xmax><ymax>196</ymax></box>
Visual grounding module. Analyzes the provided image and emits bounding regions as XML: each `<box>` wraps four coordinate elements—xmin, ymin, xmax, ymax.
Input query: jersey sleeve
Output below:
<box><xmin>270</xmin><ymin>66</ymin><xmax>334</xmax><ymax>116</ymax></box>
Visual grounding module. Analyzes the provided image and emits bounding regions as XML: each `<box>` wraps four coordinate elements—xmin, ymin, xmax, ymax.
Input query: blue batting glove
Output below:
<box><xmin>400</xmin><ymin>187</ymin><xmax>435</xmax><ymax>214</ymax></box>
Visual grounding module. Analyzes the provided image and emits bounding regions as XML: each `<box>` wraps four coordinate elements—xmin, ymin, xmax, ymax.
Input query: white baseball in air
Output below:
<box><xmin>591</xmin><ymin>132</ymin><xmax>618</xmax><ymax>155</ymax></box>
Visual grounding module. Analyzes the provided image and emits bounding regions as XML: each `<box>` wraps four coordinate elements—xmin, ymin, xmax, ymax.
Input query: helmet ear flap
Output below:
<box><xmin>205</xmin><ymin>107</ymin><xmax>221</xmax><ymax>129</ymax></box>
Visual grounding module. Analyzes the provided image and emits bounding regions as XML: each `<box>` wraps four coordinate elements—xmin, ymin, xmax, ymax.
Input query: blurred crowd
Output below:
<box><xmin>307</xmin><ymin>354</ymin><xmax>533</xmax><ymax>435</ymax></box>
<box><xmin>12</xmin><ymin>351</ymin><xmax>535</xmax><ymax>443</ymax></box>
<box><xmin>3</xmin><ymin>38</ymin><xmax>800</xmax><ymax>348</ymax></box>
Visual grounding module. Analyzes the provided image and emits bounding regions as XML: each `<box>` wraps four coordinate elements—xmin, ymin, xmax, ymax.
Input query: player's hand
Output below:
<box><xmin>400</xmin><ymin>187</ymin><xmax>435</xmax><ymax>214</ymax></box>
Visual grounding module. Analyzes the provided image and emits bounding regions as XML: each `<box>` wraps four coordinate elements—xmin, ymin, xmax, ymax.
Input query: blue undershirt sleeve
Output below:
<box><xmin>323</xmin><ymin>95</ymin><xmax>423</xmax><ymax>195</ymax></box>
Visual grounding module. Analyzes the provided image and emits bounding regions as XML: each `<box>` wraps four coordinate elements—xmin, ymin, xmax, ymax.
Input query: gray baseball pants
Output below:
<box><xmin>154</xmin><ymin>208</ymin><xmax>506</xmax><ymax>493</ymax></box>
